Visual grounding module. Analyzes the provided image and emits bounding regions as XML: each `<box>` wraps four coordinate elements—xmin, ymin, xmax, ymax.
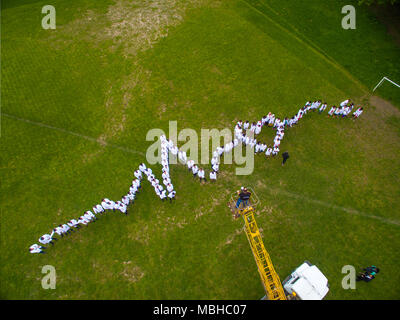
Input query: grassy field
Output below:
<box><xmin>1</xmin><ymin>0</ymin><xmax>399</xmax><ymax>299</ymax></box>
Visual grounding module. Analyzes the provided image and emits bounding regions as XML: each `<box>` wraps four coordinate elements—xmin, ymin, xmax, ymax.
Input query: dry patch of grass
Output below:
<box><xmin>120</xmin><ymin>261</ymin><xmax>145</xmax><ymax>283</ymax></box>
<box><xmin>106</xmin><ymin>0</ymin><xmax>183</xmax><ymax>56</ymax></box>
<box><xmin>105</xmin><ymin>0</ymin><xmax>214</xmax><ymax>56</ymax></box>
<box><xmin>216</xmin><ymin>228</ymin><xmax>243</xmax><ymax>249</ymax></box>
<box><xmin>128</xmin><ymin>223</ymin><xmax>151</xmax><ymax>245</ymax></box>
<box><xmin>49</xmin><ymin>0</ymin><xmax>214</xmax><ymax>148</ymax></box>
<box><xmin>346</xmin><ymin>95</ymin><xmax>400</xmax><ymax>162</ymax></box>
<box><xmin>369</xmin><ymin>95</ymin><xmax>400</xmax><ymax>118</ymax></box>
<box><xmin>51</xmin><ymin>1</ymin><xmax>201</xmax><ymax>54</ymax></box>
<box><xmin>193</xmin><ymin>188</ymin><xmax>231</xmax><ymax>219</ymax></box>
<box><xmin>92</xmin><ymin>260</ymin><xmax>116</xmax><ymax>284</ymax></box>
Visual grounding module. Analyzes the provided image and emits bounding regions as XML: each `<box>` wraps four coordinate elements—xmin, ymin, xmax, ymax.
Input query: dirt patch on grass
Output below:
<box><xmin>363</xmin><ymin>95</ymin><xmax>400</xmax><ymax>144</ymax></box>
<box><xmin>259</xmin><ymin>205</ymin><xmax>276</xmax><ymax>216</ymax></box>
<box><xmin>210</xmin><ymin>65</ymin><xmax>223</xmax><ymax>75</ymax></box>
<box><xmin>369</xmin><ymin>95</ymin><xmax>400</xmax><ymax>118</ymax></box>
<box><xmin>49</xmin><ymin>0</ymin><xmax>216</xmax><ymax>148</ymax></box>
<box><xmin>92</xmin><ymin>260</ymin><xmax>116</xmax><ymax>283</ymax></box>
<box><xmin>52</xmin><ymin>0</ymin><xmax>213</xmax><ymax>55</ymax></box>
<box><xmin>82</xmin><ymin>149</ymin><xmax>104</xmax><ymax>164</ymax></box>
<box><xmin>341</xmin><ymin>95</ymin><xmax>400</xmax><ymax>168</ymax></box>
<box><xmin>106</xmin><ymin>0</ymin><xmax>183</xmax><ymax>56</ymax></box>
<box><xmin>105</xmin><ymin>0</ymin><xmax>213</xmax><ymax>56</ymax></box>
<box><xmin>120</xmin><ymin>262</ymin><xmax>145</xmax><ymax>283</ymax></box>
<box><xmin>158</xmin><ymin>103</ymin><xmax>168</xmax><ymax>118</ymax></box>
<box><xmin>194</xmin><ymin>188</ymin><xmax>232</xmax><ymax>220</ymax></box>
<box><xmin>217</xmin><ymin>228</ymin><xmax>243</xmax><ymax>249</ymax></box>
<box><xmin>128</xmin><ymin>224</ymin><xmax>151</xmax><ymax>245</ymax></box>
<box><xmin>97</xmin><ymin>64</ymin><xmax>152</xmax><ymax>145</ymax></box>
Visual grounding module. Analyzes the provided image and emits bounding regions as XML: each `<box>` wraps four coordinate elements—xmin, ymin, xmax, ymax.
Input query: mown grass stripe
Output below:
<box><xmin>239</xmin><ymin>0</ymin><xmax>368</xmax><ymax>93</ymax></box>
<box><xmin>1</xmin><ymin>112</ymin><xmax>145</xmax><ymax>156</ymax></box>
<box><xmin>263</xmin><ymin>185</ymin><xmax>400</xmax><ymax>227</ymax></box>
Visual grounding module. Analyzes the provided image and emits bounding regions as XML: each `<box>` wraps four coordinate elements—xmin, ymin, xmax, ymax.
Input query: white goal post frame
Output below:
<box><xmin>373</xmin><ymin>76</ymin><xmax>400</xmax><ymax>92</ymax></box>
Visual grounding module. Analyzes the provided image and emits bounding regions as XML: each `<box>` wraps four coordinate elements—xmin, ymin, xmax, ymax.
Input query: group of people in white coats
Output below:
<box><xmin>229</xmin><ymin>100</ymin><xmax>320</xmax><ymax>159</ymax></box>
<box><xmin>230</xmin><ymin>99</ymin><xmax>363</xmax><ymax>160</ymax></box>
<box><xmin>29</xmin><ymin>135</ymin><xmax>180</xmax><ymax>253</ymax></box>
<box><xmin>326</xmin><ymin>99</ymin><xmax>364</xmax><ymax>118</ymax></box>
<box><xmin>158</xmin><ymin>135</ymin><xmax>176</xmax><ymax>201</ymax></box>
<box><xmin>30</xmin><ymin>99</ymin><xmax>363</xmax><ymax>254</ymax></box>
<box><xmin>30</xmin><ymin>176</ymin><xmax>142</xmax><ymax>254</ymax></box>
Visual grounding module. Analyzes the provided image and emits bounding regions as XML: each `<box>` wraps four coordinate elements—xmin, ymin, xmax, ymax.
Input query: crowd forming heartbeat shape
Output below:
<box><xmin>29</xmin><ymin>100</ymin><xmax>363</xmax><ymax>253</ymax></box>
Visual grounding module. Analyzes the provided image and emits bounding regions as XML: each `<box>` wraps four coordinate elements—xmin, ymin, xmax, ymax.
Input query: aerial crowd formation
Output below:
<box><xmin>30</xmin><ymin>99</ymin><xmax>363</xmax><ymax>253</ymax></box>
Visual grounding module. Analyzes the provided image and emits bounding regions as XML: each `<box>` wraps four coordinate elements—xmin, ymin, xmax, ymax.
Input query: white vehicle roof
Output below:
<box><xmin>291</xmin><ymin>263</ymin><xmax>329</xmax><ymax>300</ymax></box>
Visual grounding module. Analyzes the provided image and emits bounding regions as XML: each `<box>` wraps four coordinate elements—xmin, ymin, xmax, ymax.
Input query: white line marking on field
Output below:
<box><xmin>1</xmin><ymin>113</ymin><xmax>145</xmax><ymax>157</ymax></box>
<box><xmin>265</xmin><ymin>187</ymin><xmax>400</xmax><ymax>227</ymax></box>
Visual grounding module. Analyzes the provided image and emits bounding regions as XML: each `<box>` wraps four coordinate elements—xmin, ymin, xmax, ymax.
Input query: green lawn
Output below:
<box><xmin>1</xmin><ymin>0</ymin><xmax>399</xmax><ymax>299</ymax></box>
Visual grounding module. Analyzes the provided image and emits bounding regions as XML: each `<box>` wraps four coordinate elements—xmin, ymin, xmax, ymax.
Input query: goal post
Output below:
<box><xmin>373</xmin><ymin>76</ymin><xmax>400</xmax><ymax>92</ymax></box>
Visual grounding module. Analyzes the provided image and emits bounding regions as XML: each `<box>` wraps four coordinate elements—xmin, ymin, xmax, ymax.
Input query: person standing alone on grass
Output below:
<box><xmin>282</xmin><ymin>151</ymin><xmax>290</xmax><ymax>166</ymax></box>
